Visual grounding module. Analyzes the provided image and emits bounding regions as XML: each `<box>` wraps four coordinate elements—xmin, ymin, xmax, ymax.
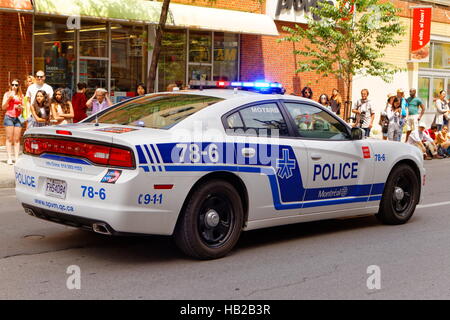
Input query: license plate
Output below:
<box><xmin>45</xmin><ymin>178</ymin><xmax>67</xmax><ymax>199</ymax></box>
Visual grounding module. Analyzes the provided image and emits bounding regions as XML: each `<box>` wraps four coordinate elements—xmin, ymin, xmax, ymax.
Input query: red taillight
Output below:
<box><xmin>56</xmin><ymin>130</ymin><xmax>72</xmax><ymax>136</ymax></box>
<box><xmin>24</xmin><ymin>137</ymin><xmax>134</xmax><ymax>168</ymax></box>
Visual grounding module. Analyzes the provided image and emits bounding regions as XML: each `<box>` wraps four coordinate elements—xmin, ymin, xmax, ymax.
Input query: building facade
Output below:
<box><xmin>0</xmin><ymin>0</ymin><xmax>449</xmax><ymax>145</ymax></box>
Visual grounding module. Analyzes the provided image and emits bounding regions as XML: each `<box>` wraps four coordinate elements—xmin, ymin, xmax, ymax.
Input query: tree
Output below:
<box><xmin>280</xmin><ymin>0</ymin><xmax>406</xmax><ymax>119</ymax></box>
<box><xmin>147</xmin><ymin>0</ymin><xmax>171</xmax><ymax>93</ymax></box>
<box><xmin>147</xmin><ymin>0</ymin><xmax>263</xmax><ymax>93</ymax></box>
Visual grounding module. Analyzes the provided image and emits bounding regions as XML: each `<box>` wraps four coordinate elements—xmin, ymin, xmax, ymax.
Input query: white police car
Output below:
<box><xmin>15</xmin><ymin>82</ymin><xmax>425</xmax><ymax>259</ymax></box>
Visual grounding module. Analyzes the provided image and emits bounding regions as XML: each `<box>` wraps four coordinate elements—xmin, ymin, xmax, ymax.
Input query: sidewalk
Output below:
<box><xmin>0</xmin><ymin>147</ymin><xmax>16</xmax><ymax>188</ymax></box>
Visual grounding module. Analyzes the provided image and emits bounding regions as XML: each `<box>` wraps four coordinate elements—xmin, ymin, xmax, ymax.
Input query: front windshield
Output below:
<box><xmin>88</xmin><ymin>94</ymin><xmax>224</xmax><ymax>129</ymax></box>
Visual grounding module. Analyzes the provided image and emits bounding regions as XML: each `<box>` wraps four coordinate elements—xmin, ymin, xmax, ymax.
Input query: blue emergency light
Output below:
<box><xmin>189</xmin><ymin>80</ymin><xmax>285</xmax><ymax>94</ymax></box>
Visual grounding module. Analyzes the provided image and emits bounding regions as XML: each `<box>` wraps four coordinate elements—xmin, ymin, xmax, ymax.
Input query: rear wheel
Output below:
<box><xmin>376</xmin><ymin>164</ymin><xmax>419</xmax><ymax>225</ymax></box>
<box><xmin>174</xmin><ymin>180</ymin><xmax>244</xmax><ymax>259</ymax></box>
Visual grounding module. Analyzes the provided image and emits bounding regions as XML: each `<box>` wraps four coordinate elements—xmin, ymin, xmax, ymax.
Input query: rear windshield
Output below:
<box><xmin>88</xmin><ymin>94</ymin><xmax>224</xmax><ymax>129</ymax></box>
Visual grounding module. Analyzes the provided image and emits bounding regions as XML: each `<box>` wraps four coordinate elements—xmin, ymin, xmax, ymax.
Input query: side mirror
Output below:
<box><xmin>351</xmin><ymin>127</ymin><xmax>364</xmax><ymax>140</ymax></box>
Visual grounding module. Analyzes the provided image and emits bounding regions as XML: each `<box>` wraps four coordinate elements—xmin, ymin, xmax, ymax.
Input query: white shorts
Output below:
<box><xmin>406</xmin><ymin>115</ymin><xmax>420</xmax><ymax>131</ymax></box>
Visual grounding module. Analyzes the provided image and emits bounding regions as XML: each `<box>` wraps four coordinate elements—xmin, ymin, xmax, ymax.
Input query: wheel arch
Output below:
<box><xmin>175</xmin><ymin>171</ymin><xmax>249</xmax><ymax>229</ymax></box>
<box><xmin>388</xmin><ymin>158</ymin><xmax>422</xmax><ymax>200</ymax></box>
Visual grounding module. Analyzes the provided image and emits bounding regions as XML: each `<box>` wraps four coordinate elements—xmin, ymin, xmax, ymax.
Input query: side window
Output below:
<box><xmin>284</xmin><ymin>102</ymin><xmax>350</xmax><ymax>140</ymax></box>
<box><xmin>225</xmin><ymin>103</ymin><xmax>289</xmax><ymax>137</ymax></box>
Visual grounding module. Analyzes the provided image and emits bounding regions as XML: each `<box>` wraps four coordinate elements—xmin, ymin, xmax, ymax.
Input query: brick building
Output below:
<box><xmin>0</xmin><ymin>0</ymin><xmax>449</xmax><ymax>145</ymax></box>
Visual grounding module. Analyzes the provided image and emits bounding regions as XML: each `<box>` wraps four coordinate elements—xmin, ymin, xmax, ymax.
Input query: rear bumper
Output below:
<box><xmin>14</xmin><ymin>155</ymin><xmax>189</xmax><ymax>236</ymax></box>
<box><xmin>22</xmin><ymin>204</ymin><xmax>140</xmax><ymax>236</ymax></box>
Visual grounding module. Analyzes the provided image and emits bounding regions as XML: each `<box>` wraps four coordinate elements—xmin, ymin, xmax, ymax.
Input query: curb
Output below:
<box><xmin>0</xmin><ymin>162</ymin><xmax>15</xmax><ymax>189</ymax></box>
<box><xmin>0</xmin><ymin>179</ymin><xmax>15</xmax><ymax>189</ymax></box>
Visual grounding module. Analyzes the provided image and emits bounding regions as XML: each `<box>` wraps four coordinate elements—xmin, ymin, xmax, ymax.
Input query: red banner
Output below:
<box><xmin>411</xmin><ymin>7</ymin><xmax>432</xmax><ymax>62</ymax></box>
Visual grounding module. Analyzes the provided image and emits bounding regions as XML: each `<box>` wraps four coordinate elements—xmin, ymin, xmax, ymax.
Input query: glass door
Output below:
<box><xmin>77</xmin><ymin>22</ymin><xmax>109</xmax><ymax>96</ymax></box>
<box><xmin>79</xmin><ymin>58</ymin><xmax>108</xmax><ymax>91</ymax></box>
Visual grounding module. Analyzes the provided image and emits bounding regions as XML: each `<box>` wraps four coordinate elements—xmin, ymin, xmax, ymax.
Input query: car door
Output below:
<box><xmin>222</xmin><ymin>100</ymin><xmax>311</xmax><ymax>221</ymax></box>
<box><xmin>281</xmin><ymin>100</ymin><xmax>375</xmax><ymax>213</ymax></box>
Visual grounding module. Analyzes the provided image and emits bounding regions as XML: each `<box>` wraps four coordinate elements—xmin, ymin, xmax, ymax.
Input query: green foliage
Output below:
<box><xmin>280</xmin><ymin>0</ymin><xmax>406</xmax><ymax>84</ymax></box>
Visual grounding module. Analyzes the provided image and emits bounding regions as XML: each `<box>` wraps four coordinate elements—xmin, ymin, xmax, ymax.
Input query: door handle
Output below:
<box><xmin>242</xmin><ymin>148</ymin><xmax>256</xmax><ymax>158</ymax></box>
<box><xmin>310</xmin><ymin>153</ymin><xmax>322</xmax><ymax>160</ymax></box>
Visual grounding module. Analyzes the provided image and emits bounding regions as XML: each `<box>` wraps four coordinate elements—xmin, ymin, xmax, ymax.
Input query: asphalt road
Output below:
<box><xmin>1</xmin><ymin>159</ymin><xmax>450</xmax><ymax>300</ymax></box>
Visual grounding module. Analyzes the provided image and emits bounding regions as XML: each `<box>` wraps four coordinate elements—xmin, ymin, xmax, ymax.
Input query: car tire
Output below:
<box><xmin>174</xmin><ymin>179</ymin><xmax>244</xmax><ymax>260</ymax></box>
<box><xmin>376</xmin><ymin>164</ymin><xmax>420</xmax><ymax>225</ymax></box>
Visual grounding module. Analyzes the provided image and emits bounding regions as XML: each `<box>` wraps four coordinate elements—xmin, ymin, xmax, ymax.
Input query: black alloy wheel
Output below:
<box><xmin>376</xmin><ymin>164</ymin><xmax>420</xmax><ymax>225</ymax></box>
<box><xmin>174</xmin><ymin>179</ymin><xmax>244</xmax><ymax>260</ymax></box>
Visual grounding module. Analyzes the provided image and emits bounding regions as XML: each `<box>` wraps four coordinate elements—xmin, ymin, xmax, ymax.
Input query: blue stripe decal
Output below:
<box><xmin>143</xmin><ymin>145</ymin><xmax>154</xmax><ymax>164</ymax></box>
<box><xmin>368</xmin><ymin>195</ymin><xmax>382</xmax><ymax>202</ymax></box>
<box><xmin>140</xmin><ymin>165</ymin><xmax>150</xmax><ymax>173</ymax></box>
<box><xmin>40</xmin><ymin>154</ymin><xmax>91</xmax><ymax>165</ymax></box>
<box><xmin>151</xmin><ymin>144</ymin><xmax>161</xmax><ymax>163</ymax></box>
<box><xmin>150</xmin><ymin>144</ymin><xmax>163</xmax><ymax>172</ymax></box>
<box><xmin>140</xmin><ymin>143</ymin><xmax>385</xmax><ymax>210</ymax></box>
<box><xmin>371</xmin><ymin>183</ymin><xmax>385</xmax><ymax>195</ymax></box>
<box><xmin>135</xmin><ymin>145</ymin><xmax>147</xmax><ymax>164</ymax></box>
<box><xmin>164</xmin><ymin>165</ymin><xmax>383</xmax><ymax>210</ymax></box>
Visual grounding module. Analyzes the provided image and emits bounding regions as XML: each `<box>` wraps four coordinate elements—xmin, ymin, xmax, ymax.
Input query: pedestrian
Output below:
<box><xmin>25</xmin><ymin>70</ymin><xmax>54</xmax><ymax>106</ymax></box>
<box><xmin>352</xmin><ymin>89</ymin><xmax>374</xmax><ymax>137</ymax></box>
<box><xmin>407</xmin><ymin>122</ymin><xmax>443</xmax><ymax>160</ymax></box>
<box><xmin>72</xmin><ymin>82</ymin><xmax>87</xmax><ymax>123</ymax></box>
<box><xmin>136</xmin><ymin>83</ymin><xmax>146</xmax><ymax>96</ymax></box>
<box><xmin>405</xmin><ymin>88</ymin><xmax>425</xmax><ymax>142</ymax></box>
<box><xmin>396</xmin><ymin>88</ymin><xmax>408</xmax><ymax>140</ymax></box>
<box><xmin>330</xmin><ymin>88</ymin><xmax>342</xmax><ymax>115</ymax></box>
<box><xmin>23</xmin><ymin>75</ymin><xmax>35</xmax><ymax>125</ymax></box>
<box><xmin>435</xmin><ymin>125</ymin><xmax>450</xmax><ymax>156</ymax></box>
<box><xmin>433</xmin><ymin>90</ymin><xmax>449</xmax><ymax>132</ymax></box>
<box><xmin>318</xmin><ymin>94</ymin><xmax>332</xmax><ymax>111</ymax></box>
<box><xmin>380</xmin><ymin>94</ymin><xmax>394</xmax><ymax>140</ymax></box>
<box><xmin>384</xmin><ymin>96</ymin><xmax>402</xmax><ymax>142</ymax></box>
<box><xmin>25</xmin><ymin>75</ymin><xmax>35</xmax><ymax>88</ymax></box>
<box><xmin>29</xmin><ymin>90</ymin><xmax>51</xmax><ymax>128</ymax></box>
<box><xmin>301</xmin><ymin>86</ymin><xmax>313</xmax><ymax>100</ymax></box>
<box><xmin>51</xmin><ymin>88</ymin><xmax>74</xmax><ymax>125</ymax></box>
<box><xmin>2</xmin><ymin>79</ymin><xmax>24</xmax><ymax>165</ymax></box>
<box><xmin>86</xmin><ymin>88</ymin><xmax>112</xmax><ymax>114</ymax></box>
<box><xmin>25</xmin><ymin>70</ymin><xmax>54</xmax><ymax>126</ymax></box>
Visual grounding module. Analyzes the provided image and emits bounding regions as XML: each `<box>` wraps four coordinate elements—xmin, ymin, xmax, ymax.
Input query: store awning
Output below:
<box><xmin>169</xmin><ymin>3</ymin><xmax>279</xmax><ymax>36</ymax></box>
<box><xmin>0</xmin><ymin>0</ymin><xmax>33</xmax><ymax>13</ymax></box>
<box><xmin>33</xmin><ymin>0</ymin><xmax>279</xmax><ymax>36</ymax></box>
<box><xmin>33</xmin><ymin>0</ymin><xmax>166</xmax><ymax>23</ymax></box>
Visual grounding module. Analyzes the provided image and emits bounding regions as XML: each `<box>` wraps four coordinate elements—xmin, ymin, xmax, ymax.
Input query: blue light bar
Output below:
<box><xmin>190</xmin><ymin>79</ymin><xmax>284</xmax><ymax>94</ymax></box>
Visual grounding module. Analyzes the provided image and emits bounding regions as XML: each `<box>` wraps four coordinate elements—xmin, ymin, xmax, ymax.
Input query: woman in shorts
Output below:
<box><xmin>2</xmin><ymin>79</ymin><xmax>24</xmax><ymax>165</ymax></box>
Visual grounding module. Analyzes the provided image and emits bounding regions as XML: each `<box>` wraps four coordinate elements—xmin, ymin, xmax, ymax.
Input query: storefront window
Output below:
<box><xmin>432</xmin><ymin>42</ymin><xmax>450</xmax><ymax>70</ymax></box>
<box><xmin>419</xmin><ymin>42</ymin><xmax>450</xmax><ymax>70</ymax></box>
<box><xmin>158</xmin><ymin>29</ymin><xmax>186</xmax><ymax>92</ymax></box>
<box><xmin>79</xmin><ymin>23</ymin><xmax>108</xmax><ymax>57</ymax></box>
<box><xmin>188</xmin><ymin>31</ymin><xmax>212</xmax><ymax>85</ymax></box>
<box><xmin>188</xmin><ymin>65</ymin><xmax>211</xmax><ymax>81</ymax></box>
<box><xmin>418</xmin><ymin>77</ymin><xmax>430</xmax><ymax>109</ymax></box>
<box><xmin>79</xmin><ymin>59</ymin><xmax>108</xmax><ymax>90</ymax></box>
<box><xmin>34</xmin><ymin>17</ymin><xmax>76</xmax><ymax>96</ymax></box>
<box><xmin>111</xmin><ymin>24</ymin><xmax>147</xmax><ymax>101</ymax></box>
<box><xmin>433</xmin><ymin>78</ymin><xmax>445</xmax><ymax>101</ymax></box>
<box><xmin>214</xmin><ymin>33</ymin><xmax>238</xmax><ymax>81</ymax></box>
<box><xmin>189</xmin><ymin>31</ymin><xmax>211</xmax><ymax>63</ymax></box>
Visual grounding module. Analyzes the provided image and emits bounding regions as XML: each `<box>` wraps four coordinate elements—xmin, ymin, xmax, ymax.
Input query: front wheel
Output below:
<box><xmin>376</xmin><ymin>164</ymin><xmax>420</xmax><ymax>225</ymax></box>
<box><xmin>174</xmin><ymin>180</ymin><xmax>244</xmax><ymax>260</ymax></box>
